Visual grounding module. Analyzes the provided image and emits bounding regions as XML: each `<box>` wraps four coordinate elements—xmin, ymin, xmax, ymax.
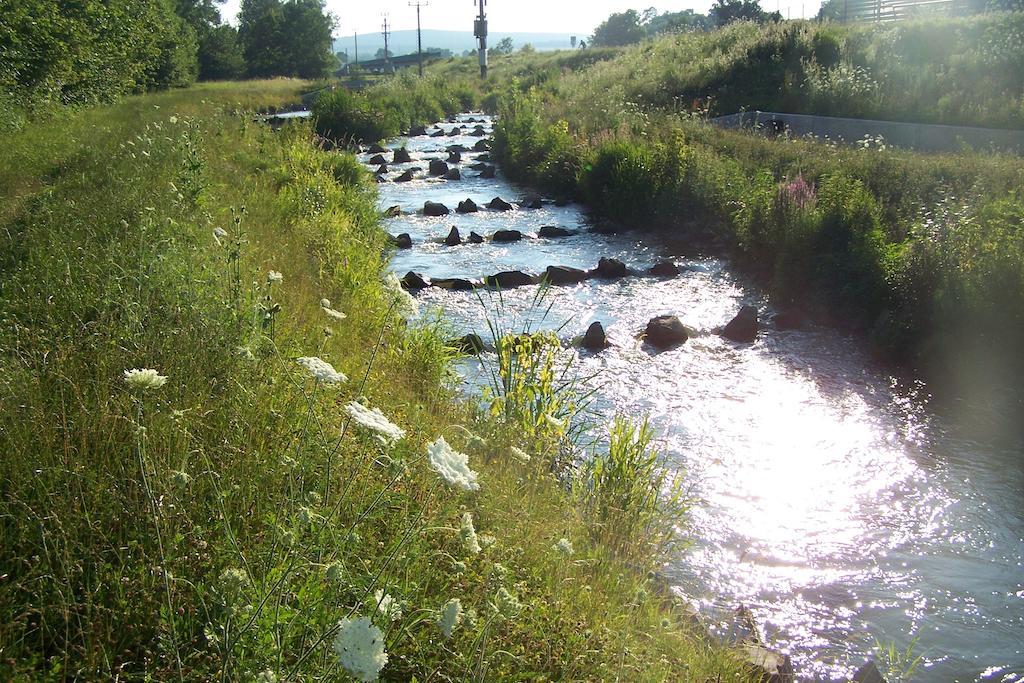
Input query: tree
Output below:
<box><xmin>375</xmin><ymin>48</ymin><xmax>393</xmax><ymax>59</ymax></box>
<box><xmin>647</xmin><ymin>9</ymin><xmax>711</xmax><ymax>34</ymax></box>
<box><xmin>239</xmin><ymin>0</ymin><xmax>335</xmax><ymax>78</ymax></box>
<box><xmin>591</xmin><ymin>10</ymin><xmax>646</xmax><ymax>47</ymax></box>
<box><xmin>709</xmin><ymin>0</ymin><xmax>781</xmax><ymax>26</ymax></box>
<box><xmin>199</xmin><ymin>24</ymin><xmax>246</xmax><ymax>80</ymax></box>
<box><xmin>491</xmin><ymin>37</ymin><xmax>514</xmax><ymax>55</ymax></box>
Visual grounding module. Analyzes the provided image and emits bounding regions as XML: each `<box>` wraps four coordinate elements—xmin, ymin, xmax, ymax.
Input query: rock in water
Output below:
<box><xmin>544</xmin><ymin>265</ymin><xmax>589</xmax><ymax>285</ymax></box>
<box><xmin>591</xmin><ymin>257</ymin><xmax>629</xmax><ymax>279</ymax></box>
<box><xmin>401</xmin><ymin>271</ymin><xmax>430</xmax><ymax>290</ymax></box>
<box><xmin>479</xmin><ymin>165</ymin><xmax>496</xmax><ymax>179</ymax></box>
<box><xmin>423</xmin><ymin>201</ymin><xmax>450</xmax><ymax>216</ymax></box>
<box><xmin>429</xmin><ymin>159</ymin><xmax>449</xmax><ymax>176</ymax></box>
<box><xmin>485</xmin><ymin>271</ymin><xmax>534</xmax><ymax>288</ymax></box>
<box><xmin>468</xmin><ymin>231</ymin><xmax>484</xmax><ymax>244</ymax></box>
<box><xmin>394</xmin><ymin>233</ymin><xmax>413</xmax><ymax>249</ymax></box>
<box><xmin>649</xmin><ymin>261</ymin><xmax>680</xmax><ymax>277</ymax></box>
<box><xmin>433</xmin><ymin>278</ymin><xmax>476</xmax><ymax>291</ymax></box>
<box><xmin>645</xmin><ymin>316</ymin><xmax>689</xmax><ymax>349</ymax></box>
<box><xmin>392</xmin><ymin>148</ymin><xmax>413</xmax><ymax>163</ymax></box>
<box><xmin>722</xmin><ymin>305</ymin><xmax>759</xmax><ymax>343</ymax></box>
<box><xmin>521</xmin><ymin>194</ymin><xmax>543</xmax><ymax>209</ymax></box>
<box><xmin>582</xmin><ymin>322</ymin><xmax>608</xmax><ymax>350</ymax></box>
<box><xmin>368</xmin><ymin>143</ymin><xmax>388</xmax><ymax>153</ymax></box>
<box><xmin>444</xmin><ymin>226</ymin><xmax>462</xmax><ymax>246</ymax></box>
<box><xmin>409</xmin><ymin>124</ymin><xmax>427</xmax><ymax>136</ymax></box>
<box><xmin>487</xmin><ymin>196</ymin><xmax>514</xmax><ymax>211</ymax></box>
<box><xmin>450</xmin><ymin>333</ymin><xmax>484</xmax><ymax>354</ymax></box>
<box><xmin>740</xmin><ymin>643</ymin><xmax>795</xmax><ymax>683</ymax></box>
<box><xmin>369</xmin><ymin>154</ymin><xmax>387</xmax><ymax>165</ymax></box>
<box><xmin>395</xmin><ymin>169</ymin><xmax>415</xmax><ymax>182</ymax></box>
<box><xmin>443</xmin><ymin>168</ymin><xmax>462</xmax><ymax>181</ymax></box>
<box><xmin>383</xmin><ymin>205</ymin><xmax>402</xmax><ymax>218</ymax></box>
<box><xmin>446</xmin><ymin>150</ymin><xmax>462</xmax><ymax>164</ymax></box>
<box><xmin>538</xmin><ymin>226</ymin><xmax>574</xmax><ymax>238</ymax></box>
<box><xmin>492</xmin><ymin>229</ymin><xmax>523</xmax><ymax>243</ymax></box>
<box><xmin>473</xmin><ymin>139</ymin><xmax>491</xmax><ymax>152</ymax></box>
<box><xmin>852</xmin><ymin>661</ymin><xmax>886</xmax><ymax>683</ymax></box>
<box><xmin>376</xmin><ymin>164</ymin><xmax>389</xmax><ymax>175</ymax></box>
<box><xmin>456</xmin><ymin>198</ymin><xmax>479</xmax><ymax>213</ymax></box>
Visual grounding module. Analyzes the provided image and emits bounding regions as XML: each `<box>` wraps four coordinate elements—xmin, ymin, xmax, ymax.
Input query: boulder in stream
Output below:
<box><xmin>721</xmin><ymin>305</ymin><xmax>759</xmax><ymax>343</ymax></box>
<box><xmin>591</xmin><ymin>257</ymin><xmax>629</xmax><ymax>279</ymax></box>
<box><xmin>368</xmin><ymin>143</ymin><xmax>388</xmax><ymax>153</ymax></box>
<box><xmin>485</xmin><ymin>270</ymin><xmax>535</xmax><ymax>288</ymax></box>
<box><xmin>522</xmin><ymin>194</ymin><xmax>543</xmax><ymax>209</ymax></box>
<box><xmin>473</xmin><ymin>139</ymin><xmax>491</xmax><ymax>152</ymax></box>
<box><xmin>470</xmin><ymin>125</ymin><xmax>487</xmax><ymax>137</ymax></box>
<box><xmin>448</xmin><ymin>126</ymin><xmax>463</xmax><ymax>136</ymax></box>
<box><xmin>395</xmin><ymin>169</ymin><xmax>416</xmax><ymax>182</ymax></box>
<box><xmin>369</xmin><ymin>154</ymin><xmax>388</xmax><ymax>165</ymax></box>
<box><xmin>457</xmin><ymin>198</ymin><xmax>479</xmax><ymax>213</ymax></box>
<box><xmin>479</xmin><ymin>166</ymin><xmax>496</xmax><ymax>179</ymax></box>
<box><xmin>538</xmin><ymin>226</ymin><xmax>574</xmax><ymax>238</ymax></box>
<box><xmin>449</xmin><ymin>333</ymin><xmax>484</xmax><ymax>355</ymax></box>
<box><xmin>740</xmin><ymin>643</ymin><xmax>795</xmax><ymax>683</ymax></box>
<box><xmin>645</xmin><ymin>315</ymin><xmax>689</xmax><ymax>349</ymax></box>
<box><xmin>430</xmin><ymin>129</ymin><xmax>446</xmax><ymax>138</ymax></box>
<box><xmin>383</xmin><ymin>205</ymin><xmax>402</xmax><ymax>218</ymax></box>
<box><xmin>376</xmin><ymin>164</ymin><xmax>389</xmax><ymax>175</ymax></box>
<box><xmin>649</xmin><ymin>261</ymin><xmax>680</xmax><ymax>277</ymax></box>
<box><xmin>429</xmin><ymin>159</ymin><xmax>449</xmax><ymax>176</ymax></box>
<box><xmin>401</xmin><ymin>271</ymin><xmax>430</xmax><ymax>290</ymax></box>
<box><xmin>433</xmin><ymin>278</ymin><xmax>476</xmax><ymax>291</ymax></box>
<box><xmin>409</xmin><ymin>124</ymin><xmax>428</xmax><ymax>136</ymax></box>
<box><xmin>392</xmin><ymin>147</ymin><xmax>413</xmax><ymax>163</ymax></box>
<box><xmin>544</xmin><ymin>265</ymin><xmax>589</xmax><ymax>285</ymax></box>
<box><xmin>468</xmin><ymin>231</ymin><xmax>484</xmax><ymax>244</ymax></box>
<box><xmin>492</xmin><ymin>229</ymin><xmax>523</xmax><ymax>243</ymax></box>
<box><xmin>443</xmin><ymin>168</ymin><xmax>462</xmax><ymax>181</ymax></box>
<box><xmin>582</xmin><ymin>322</ymin><xmax>608</xmax><ymax>350</ymax></box>
<box><xmin>394</xmin><ymin>233</ymin><xmax>413</xmax><ymax>249</ymax></box>
<box><xmin>446</xmin><ymin>150</ymin><xmax>462</xmax><ymax>164</ymax></box>
<box><xmin>423</xmin><ymin>201</ymin><xmax>450</xmax><ymax>216</ymax></box>
<box><xmin>447</xmin><ymin>144</ymin><xmax>470</xmax><ymax>153</ymax></box>
<box><xmin>852</xmin><ymin>661</ymin><xmax>886</xmax><ymax>683</ymax></box>
<box><xmin>487</xmin><ymin>196</ymin><xmax>514</xmax><ymax>211</ymax></box>
<box><xmin>444</xmin><ymin>226</ymin><xmax>462</xmax><ymax>246</ymax></box>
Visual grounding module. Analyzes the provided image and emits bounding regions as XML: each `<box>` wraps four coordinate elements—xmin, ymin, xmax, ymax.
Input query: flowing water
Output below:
<box><xmin>361</xmin><ymin>114</ymin><xmax>1024</xmax><ymax>681</ymax></box>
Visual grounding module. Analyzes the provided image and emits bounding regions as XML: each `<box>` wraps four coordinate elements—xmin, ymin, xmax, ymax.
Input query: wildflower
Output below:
<box><xmin>453</xmin><ymin>561</ymin><xmax>467</xmax><ymax>574</ymax></box>
<box><xmin>510</xmin><ymin>446</ymin><xmax>532</xmax><ymax>463</ymax></box>
<box><xmin>296</xmin><ymin>356</ymin><xmax>347</xmax><ymax>384</ymax></box>
<box><xmin>213</xmin><ymin>227</ymin><xmax>228</xmax><ymax>245</ymax></box>
<box><xmin>281</xmin><ymin>454</ymin><xmax>298</xmax><ymax>468</ymax></box>
<box><xmin>321</xmin><ymin>298</ymin><xmax>347</xmax><ymax>321</ymax></box>
<box><xmin>236</xmin><ymin>346</ymin><xmax>256</xmax><ymax>361</ymax></box>
<box><xmin>298</xmin><ymin>506</ymin><xmax>323</xmax><ymax>525</ymax></box>
<box><xmin>491</xmin><ymin>563</ymin><xmax>509</xmax><ymax>580</ymax></box>
<box><xmin>123</xmin><ymin>368</ymin><xmax>168</xmax><ymax>391</ymax></box>
<box><xmin>373</xmin><ymin>589</ymin><xmax>402</xmax><ymax>621</ymax></box>
<box><xmin>321</xmin><ymin>298</ymin><xmax>332</xmax><ymax>308</ymax></box>
<box><xmin>438</xmin><ymin>598</ymin><xmax>462</xmax><ymax>638</ymax></box>
<box><xmin>554</xmin><ymin>538</ymin><xmax>573</xmax><ymax>556</ymax></box>
<box><xmin>494</xmin><ymin>586</ymin><xmax>521</xmax><ymax>620</ymax></box>
<box><xmin>345</xmin><ymin>402</ymin><xmax>406</xmax><ymax>445</ymax></box>
<box><xmin>544</xmin><ymin>414</ymin><xmax>565</xmax><ymax>431</ymax></box>
<box><xmin>460</xmin><ymin>512</ymin><xmax>481</xmax><ymax>555</ymax></box>
<box><xmin>382</xmin><ymin>272</ymin><xmax>419</xmax><ymax>318</ymax></box>
<box><xmin>169</xmin><ymin>115</ymin><xmax>179</xmax><ymax>125</ymax></box>
<box><xmin>479</xmin><ymin>534</ymin><xmax>496</xmax><ymax>550</ymax></box>
<box><xmin>171</xmin><ymin>470</ymin><xmax>191</xmax><ymax>489</ymax></box>
<box><xmin>661</xmin><ymin>617</ymin><xmax>672</xmax><ymax>629</ymax></box>
<box><xmin>333</xmin><ymin>617</ymin><xmax>388</xmax><ymax>682</ymax></box>
<box><xmin>427</xmin><ymin>437</ymin><xmax>480</xmax><ymax>492</ymax></box>
<box><xmin>267</xmin><ymin>270</ymin><xmax>284</xmax><ymax>283</ymax></box>
<box><xmin>466</xmin><ymin>435</ymin><xmax>487</xmax><ymax>451</ymax></box>
<box><xmin>219</xmin><ymin>567</ymin><xmax>248</xmax><ymax>604</ymax></box>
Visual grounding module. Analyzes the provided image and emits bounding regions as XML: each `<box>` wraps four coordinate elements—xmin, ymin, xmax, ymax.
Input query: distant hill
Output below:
<box><xmin>334</xmin><ymin>29</ymin><xmax>582</xmax><ymax>60</ymax></box>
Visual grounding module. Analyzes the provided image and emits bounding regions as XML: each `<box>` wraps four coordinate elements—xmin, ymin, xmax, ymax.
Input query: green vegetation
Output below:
<box><xmin>0</xmin><ymin>81</ymin><xmax>751</xmax><ymax>681</ymax></box>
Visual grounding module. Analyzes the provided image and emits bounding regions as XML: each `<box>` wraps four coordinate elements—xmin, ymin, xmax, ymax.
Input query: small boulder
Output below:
<box><xmin>393</xmin><ymin>148</ymin><xmax>413</xmax><ymax>163</ymax></box>
<box><xmin>446</xmin><ymin>150</ymin><xmax>462</xmax><ymax>164</ymax></box>
<box><xmin>423</xmin><ymin>201</ymin><xmax>450</xmax><ymax>216</ymax></box>
<box><xmin>487</xmin><ymin>196</ymin><xmax>514</xmax><ymax>211</ymax></box>
<box><xmin>554</xmin><ymin>198</ymin><xmax>570</xmax><ymax>207</ymax></box>
<box><xmin>433</xmin><ymin>278</ymin><xmax>476</xmax><ymax>291</ymax></box>
<box><xmin>429</xmin><ymin>159</ymin><xmax>449</xmax><ymax>176</ymax></box>
<box><xmin>468</xmin><ymin>231</ymin><xmax>484</xmax><ymax>244</ymax></box>
<box><xmin>645</xmin><ymin>316</ymin><xmax>689</xmax><ymax>349</ymax></box>
<box><xmin>443</xmin><ymin>168</ymin><xmax>462</xmax><ymax>181</ymax></box>
<box><xmin>444</xmin><ymin>226</ymin><xmax>462</xmax><ymax>246</ymax></box>
<box><xmin>476</xmin><ymin>153</ymin><xmax>492</xmax><ymax>162</ymax></box>
<box><xmin>409</xmin><ymin>124</ymin><xmax>428</xmax><ymax>136</ymax></box>
<box><xmin>522</xmin><ymin>194</ymin><xmax>543</xmax><ymax>209</ymax></box>
<box><xmin>852</xmin><ymin>661</ymin><xmax>886</xmax><ymax>683</ymax></box>
<box><xmin>369</xmin><ymin>153</ymin><xmax>388</xmax><ymax>165</ymax></box>
<box><xmin>456</xmin><ymin>198</ymin><xmax>479</xmax><ymax>214</ymax></box>
<box><xmin>448</xmin><ymin>126</ymin><xmax>462</xmax><ymax>136</ymax></box>
<box><xmin>394</xmin><ymin>233</ymin><xmax>413</xmax><ymax>249</ymax></box>
<box><xmin>582</xmin><ymin>322</ymin><xmax>608</xmax><ymax>351</ymax></box>
<box><xmin>450</xmin><ymin>333</ymin><xmax>484</xmax><ymax>355</ymax></box>
<box><xmin>772</xmin><ymin>308</ymin><xmax>805</xmax><ymax>331</ymax></box>
<box><xmin>591</xmin><ymin>257</ymin><xmax>629</xmax><ymax>279</ymax></box>
<box><xmin>470</xmin><ymin>125</ymin><xmax>487</xmax><ymax>136</ymax></box>
<box><xmin>479</xmin><ymin>166</ymin><xmax>496</xmax><ymax>179</ymax></box>
<box><xmin>447</xmin><ymin>144</ymin><xmax>469</xmax><ymax>153</ymax></box>
<box><xmin>383</xmin><ymin>205</ymin><xmax>402</xmax><ymax>218</ymax></box>
<box><xmin>376</xmin><ymin>164</ymin><xmax>389</xmax><ymax>175</ymax></box>
<box><xmin>722</xmin><ymin>305</ymin><xmax>759</xmax><ymax>343</ymax></box>
<box><xmin>374</xmin><ymin>174</ymin><xmax>386</xmax><ymax>183</ymax></box>
<box><xmin>430</xmin><ymin>129</ymin><xmax>446</xmax><ymax>138</ymax></box>
<box><xmin>740</xmin><ymin>643</ymin><xmax>795</xmax><ymax>683</ymax></box>
<box><xmin>538</xmin><ymin>226</ymin><xmax>574</xmax><ymax>238</ymax></box>
<box><xmin>649</xmin><ymin>261</ymin><xmax>680</xmax><ymax>277</ymax></box>
<box><xmin>485</xmin><ymin>271</ymin><xmax>534</xmax><ymax>288</ymax></box>
<box><xmin>401</xmin><ymin>271</ymin><xmax>430</xmax><ymax>290</ymax></box>
<box><xmin>492</xmin><ymin>229</ymin><xmax>523</xmax><ymax>243</ymax></box>
<box><xmin>544</xmin><ymin>265</ymin><xmax>589</xmax><ymax>285</ymax></box>
<box><xmin>473</xmin><ymin>139</ymin><xmax>491</xmax><ymax>152</ymax></box>
<box><xmin>368</xmin><ymin>143</ymin><xmax>388</xmax><ymax>153</ymax></box>
<box><xmin>469</xmin><ymin>162</ymin><xmax>489</xmax><ymax>171</ymax></box>
<box><xmin>395</xmin><ymin>169</ymin><xmax>416</xmax><ymax>182</ymax></box>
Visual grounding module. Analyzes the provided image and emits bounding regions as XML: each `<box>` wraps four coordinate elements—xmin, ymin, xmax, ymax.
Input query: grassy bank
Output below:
<box><xmin>0</xmin><ymin>82</ymin><xmax>751</xmax><ymax>680</ymax></box>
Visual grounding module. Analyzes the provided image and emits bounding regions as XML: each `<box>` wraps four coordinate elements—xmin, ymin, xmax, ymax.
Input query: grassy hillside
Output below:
<box><xmin>0</xmin><ymin>81</ymin><xmax>751</xmax><ymax>680</ymax></box>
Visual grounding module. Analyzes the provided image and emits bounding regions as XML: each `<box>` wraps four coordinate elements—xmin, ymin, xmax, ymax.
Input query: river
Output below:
<box><xmin>361</xmin><ymin>113</ymin><xmax>1023</xmax><ymax>681</ymax></box>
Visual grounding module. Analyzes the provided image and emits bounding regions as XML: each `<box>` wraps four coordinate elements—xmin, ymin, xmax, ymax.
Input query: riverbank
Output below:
<box><xmin>0</xmin><ymin>82</ymin><xmax>755</xmax><ymax>680</ymax></box>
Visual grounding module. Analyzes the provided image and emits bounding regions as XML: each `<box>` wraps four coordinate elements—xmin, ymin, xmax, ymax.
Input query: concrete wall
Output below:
<box><xmin>711</xmin><ymin>111</ymin><xmax>1024</xmax><ymax>154</ymax></box>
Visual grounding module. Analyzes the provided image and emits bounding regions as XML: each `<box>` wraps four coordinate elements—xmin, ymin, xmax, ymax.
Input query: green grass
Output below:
<box><xmin>0</xmin><ymin>82</ymin><xmax>752</xmax><ymax>681</ymax></box>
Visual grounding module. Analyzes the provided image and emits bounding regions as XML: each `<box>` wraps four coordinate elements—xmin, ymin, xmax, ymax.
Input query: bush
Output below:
<box><xmin>312</xmin><ymin>88</ymin><xmax>399</xmax><ymax>143</ymax></box>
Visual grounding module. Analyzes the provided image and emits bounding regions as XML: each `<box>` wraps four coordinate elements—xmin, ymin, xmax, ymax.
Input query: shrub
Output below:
<box><xmin>312</xmin><ymin>88</ymin><xmax>398</xmax><ymax>143</ymax></box>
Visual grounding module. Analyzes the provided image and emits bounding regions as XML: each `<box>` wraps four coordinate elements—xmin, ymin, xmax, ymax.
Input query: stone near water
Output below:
<box><xmin>649</xmin><ymin>261</ymin><xmax>680</xmax><ymax>277</ymax></box>
<box><xmin>447</xmin><ymin>150</ymin><xmax>462</xmax><ymax>163</ymax></box>
<box><xmin>538</xmin><ymin>226</ymin><xmax>574</xmax><ymax>238</ymax></box>
<box><xmin>492</xmin><ymin>229</ymin><xmax>522</xmax><ymax>243</ymax></box>
<box><xmin>376</xmin><ymin>164</ymin><xmax>389</xmax><ymax>174</ymax></box>
<box><xmin>772</xmin><ymin>308</ymin><xmax>805</xmax><ymax>330</ymax></box>
<box><xmin>722</xmin><ymin>305</ymin><xmax>759</xmax><ymax>343</ymax></box>
<box><xmin>409</xmin><ymin>124</ymin><xmax>427</xmax><ymax>136</ymax></box>
<box><xmin>522</xmin><ymin>194</ymin><xmax>543</xmax><ymax>209</ymax></box>
<box><xmin>479</xmin><ymin>166</ymin><xmax>496</xmax><ymax>179</ymax></box>
<box><xmin>430</xmin><ymin>129</ymin><xmax>446</xmax><ymax>138</ymax></box>
<box><xmin>429</xmin><ymin>159</ymin><xmax>449</xmax><ymax>176</ymax></box>
<box><xmin>545</xmin><ymin>265</ymin><xmax>589</xmax><ymax>285</ymax></box>
<box><xmin>740</xmin><ymin>643</ymin><xmax>795</xmax><ymax>683</ymax></box>
<box><xmin>470</xmin><ymin>126</ymin><xmax>487</xmax><ymax>137</ymax></box>
<box><xmin>369</xmin><ymin>153</ymin><xmax>387</xmax><ymax>165</ymax></box>
<box><xmin>450</xmin><ymin>333</ymin><xmax>484</xmax><ymax>355</ymax></box>
<box><xmin>394</xmin><ymin>233</ymin><xmax>413</xmax><ymax>249</ymax></box>
<box><xmin>457</xmin><ymin>198</ymin><xmax>479</xmax><ymax>213</ymax></box>
<box><xmin>487</xmin><ymin>196</ymin><xmax>513</xmax><ymax>211</ymax></box>
<box><xmin>473</xmin><ymin>139</ymin><xmax>491</xmax><ymax>152</ymax></box>
<box><xmin>392</xmin><ymin>148</ymin><xmax>413</xmax><ymax>163</ymax></box>
<box><xmin>401</xmin><ymin>271</ymin><xmax>430</xmax><ymax>290</ymax></box>
<box><xmin>448</xmin><ymin>127</ymin><xmax>462</xmax><ymax>136</ymax></box>
<box><xmin>368</xmin><ymin>143</ymin><xmax>387</xmax><ymax>153</ymax></box>
<box><xmin>433</xmin><ymin>278</ymin><xmax>476</xmax><ymax>291</ymax></box>
<box><xmin>582</xmin><ymin>322</ymin><xmax>608</xmax><ymax>350</ymax></box>
<box><xmin>469</xmin><ymin>231</ymin><xmax>484</xmax><ymax>244</ymax></box>
<box><xmin>395</xmin><ymin>169</ymin><xmax>416</xmax><ymax>182</ymax></box>
<box><xmin>423</xmin><ymin>201</ymin><xmax>450</xmax><ymax>216</ymax></box>
<box><xmin>374</xmin><ymin>174</ymin><xmax>386</xmax><ymax>183</ymax></box>
<box><xmin>485</xmin><ymin>270</ymin><xmax>535</xmax><ymax>288</ymax></box>
<box><xmin>443</xmin><ymin>168</ymin><xmax>462</xmax><ymax>181</ymax></box>
<box><xmin>852</xmin><ymin>660</ymin><xmax>886</xmax><ymax>683</ymax></box>
<box><xmin>383</xmin><ymin>205</ymin><xmax>402</xmax><ymax>218</ymax></box>
<box><xmin>591</xmin><ymin>257</ymin><xmax>629</xmax><ymax>279</ymax></box>
<box><xmin>645</xmin><ymin>315</ymin><xmax>689</xmax><ymax>349</ymax></box>
<box><xmin>469</xmin><ymin>162</ymin><xmax>489</xmax><ymax>171</ymax></box>
<box><xmin>476</xmin><ymin>153</ymin><xmax>492</xmax><ymax>161</ymax></box>
<box><xmin>447</xmin><ymin>144</ymin><xmax>469</xmax><ymax>153</ymax></box>
<box><xmin>445</xmin><ymin>226</ymin><xmax>462</xmax><ymax>246</ymax></box>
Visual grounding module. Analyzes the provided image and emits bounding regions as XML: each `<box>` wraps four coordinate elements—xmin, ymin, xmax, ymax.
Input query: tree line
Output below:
<box><xmin>589</xmin><ymin>2</ymin><xmax>783</xmax><ymax>47</ymax></box>
<box><xmin>0</xmin><ymin>0</ymin><xmax>337</xmax><ymax>106</ymax></box>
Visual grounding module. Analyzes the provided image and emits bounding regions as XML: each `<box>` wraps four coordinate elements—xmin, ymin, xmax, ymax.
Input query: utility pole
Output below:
<box><xmin>409</xmin><ymin>1</ymin><xmax>429</xmax><ymax>77</ymax></box>
<box><xmin>473</xmin><ymin>0</ymin><xmax>488</xmax><ymax>79</ymax></box>
<box><xmin>354</xmin><ymin>31</ymin><xmax>358</xmax><ymax>65</ymax></box>
<box><xmin>382</xmin><ymin>15</ymin><xmax>392</xmax><ymax>73</ymax></box>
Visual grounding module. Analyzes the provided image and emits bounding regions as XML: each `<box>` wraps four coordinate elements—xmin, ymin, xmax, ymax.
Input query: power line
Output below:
<box><xmin>381</xmin><ymin>14</ymin><xmax>392</xmax><ymax>72</ymax></box>
<box><xmin>409</xmin><ymin>1</ymin><xmax>430</xmax><ymax>77</ymax></box>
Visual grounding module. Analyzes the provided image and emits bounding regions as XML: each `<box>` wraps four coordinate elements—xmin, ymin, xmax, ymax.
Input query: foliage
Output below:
<box><xmin>591</xmin><ymin>10</ymin><xmax>649</xmax><ymax>46</ymax></box>
<box><xmin>709</xmin><ymin>0</ymin><xmax>783</xmax><ymax>26</ymax></box>
<box><xmin>312</xmin><ymin>87</ymin><xmax>399</xmax><ymax>142</ymax></box>
<box><xmin>238</xmin><ymin>0</ymin><xmax>336</xmax><ymax>79</ymax></box>
<box><xmin>198</xmin><ymin>24</ymin><xmax>247</xmax><ymax>80</ymax></box>
<box><xmin>491</xmin><ymin>37</ymin><xmax>515</xmax><ymax>55</ymax></box>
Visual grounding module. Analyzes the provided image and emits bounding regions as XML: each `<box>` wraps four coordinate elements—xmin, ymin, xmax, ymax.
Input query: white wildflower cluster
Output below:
<box><xmin>267</xmin><ymin>270</ymin><xmax>284</xmax><ymax>284</ymax></box>
<box><xmin>213</xmin><ymin>227</ymin><xmax>228</xmax><ymax>245</ymax></box>
<box><xmin>495</xmin><ymin>586</ymin><xmax>522</xmax><ymax>620</ymax></box>
<box><xmin>296</xmin><ymin>356</ymin><xmax>348</xmax><ymax>384</ymax></box>
<box><xmin>460</xmin><ymin>512</ymin><xmax>481</xmax><ymax>555</ymax></box>
<box><xmin>438</xmin><ymin>598</ymin><xmax>462</xmax><ymax>638</ymax></box>
<box><xmin>345</xmin><ymin>402</ymin><xmax>406</xmax><ymax>445</ymax></box>
<box><xmin>321</xmin><ymin>297</ymin><xmax>347</xmax><ymax>321</ymax></box>
<box><xmin>510</xmin><ymin>446</ymin><xmax>532</xmax><ymax>463</ymax></box>
<box><xmin>256</xmin><ymin>670</ymin><xmax>278</xmax><ymax>683</ymax></box>
<box><xmin>383</xmin><ymin>272</ymin><xmax>419</xmax><ymax>319</ymax></box>
<box><xmin>427</xmin><ymin>437</ymin><xmax>480</xmax><ymax>492</ymax></box>
<box><xmin>123</xmin><ymin>368</ymin><xmax>168</xmax><ymax>391</ymax></box>
<box><xmin>373</xmin><ymin>589</ymin><xmax>402</xmax><ymax>622</ymax></box>
<box><xmin>554</xmin><ymin>537</ymin><xmax>574</xmax><ymax>556</ymax></box>
<box><xmin>544</xmin><ymin>414</ymin><xmax>565</xmax><ymax>432</ymax></box>
<box><xmin>219</xmin><ymin>567</ymin><xmax>248</xmax><ymax>605</ymax></box>
<box><xmin>333</xmin><ymin>617</ymin><xmax>388</xmax><ymax>682</ymax></box>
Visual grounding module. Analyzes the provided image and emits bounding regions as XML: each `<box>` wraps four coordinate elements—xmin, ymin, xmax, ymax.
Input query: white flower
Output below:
<box><xmin>296</xmin><ymin>356</ymin><xmax>347</xmax><ymax>384</ymax></box>
<box><xmin>256</xmin><ymin>670</ymin><xmax>277</xmax><ymax>683</ymax></box>
<box><xmin>373</xmin><ymin>589</ymin><xmax>402</xmax><ymax>622</ymax></box>
<box><xmin>383</xmin><ymin>272</ymin><xmax>419</xmax><ymax>318</ymax></box>
<box><xmin>333</xmin><ymin>617</ymin><xmax>388</xmax><ymax>682</ymax></box>
<box><xmin>345</xmin><ymin>402</ymin><xmax>405</xmax><ymax>445</ymax></box>
<box><xmin>123</xmin><ymin>368</ymin><xmax>168</xmax><ymax>390</ymax></box>
<box><xmin>213</xmin><ymin>227</ymin><xmax>228</xmax><ymax>245</ymax></box>
<box><xmin>168</xmin><ymin>115</ymin><xmax>179</xmax><ymax>125</ymax></box>
<box><xmin>460</xmin><ymin>512</ymin><xmax>481</xmax><ymax>555</ymax></box>
<box><xmin>438</xmin><ymin>598</ymin><xmax>462</xmax><ymax>638</ymax></box>
<box><xmin>267</xmin><ymin>270</ymin><xmax>284</xmax><ymax>283</ymax></box>
<box><xmin>478</xmin><ymin>534</ymin><xmax>496</xmax><ymax>550</ymax></box>
<box><xmin>427</xmin><ymin>437</ymin><xmax>480</xmax><ymax>492</ymax></box>
<box><xmin>321</xmin><ymin>298</ymin><xmax>332</xmax><ymax>308</ymax></box>
<box><xmin>495</xmin><ymin>586</ymin><xmax>521</xmax><ymax>620</ymax></box>
<box><xmin>510</xmin><ymin>446</ymin><xmax>532</xmax><ymax>463</ymax></box>
<box><xmin>554</xmin><ymin>537</ymin><xmax>574</xmax><ymax>556</ymax></box>
<box><xmin>321</xmin><ymin>298</ymin><xmax>347</xmax><ymax>321</ymax></box>
<box><xmin>544</xmin><ymin>414</ymin><xmax>565</xmax><ymax>431</ymax></box>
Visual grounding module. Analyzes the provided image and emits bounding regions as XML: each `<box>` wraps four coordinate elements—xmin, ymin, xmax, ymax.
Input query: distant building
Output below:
<box><xmin>337</xmin><ymin>49</ymin><xmax>448</xmax><ymax>76</ymax></box>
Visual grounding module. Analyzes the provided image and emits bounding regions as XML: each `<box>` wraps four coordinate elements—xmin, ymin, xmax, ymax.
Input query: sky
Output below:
<box><xmin>218</xmin><ymin>0</ymin><xmax>822</xmax><ymax>36</ymax></box>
